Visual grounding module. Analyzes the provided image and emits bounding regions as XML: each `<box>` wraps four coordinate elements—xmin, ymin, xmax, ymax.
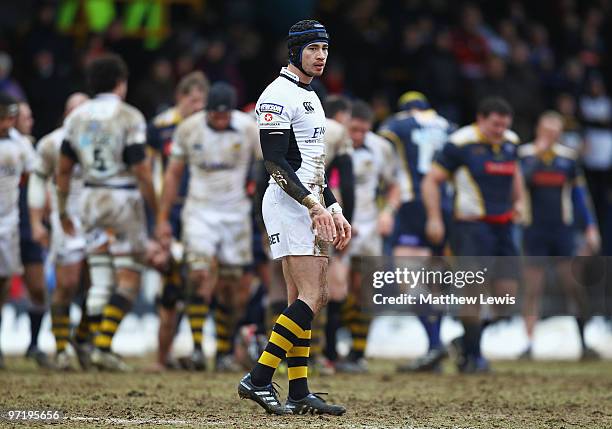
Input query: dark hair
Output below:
<box><xmin>177</xmin><ymin>71</ymin><xmax>209</xmax><ymax>96</ymax></box>
<box><xmin>86</xmin><ymin>54</ymin><xmax>128</xmax><ymax>95</ymax></box>
<box><xmin>0</xmin><ymin>92</ymin><xmax>18</xmax><ymax>118</ymax></box>
<box><xmin>351</xmin><ymin>99</ymin><xmax>374</xmax><ymax>122</ymax></box>
<box><xmin>323</xmin><ymin>95</ymin><xmax>351</xmax><ymax>119</ymax></box>
<box><xmin>477</xmin><ymin>96</ymin><xmax>513</xmax><ymax>117</ymax></box>
<box><xmin>207</xmin><ymin>82</ymin><xmax>237</xmax><ymax>112</ymax></box>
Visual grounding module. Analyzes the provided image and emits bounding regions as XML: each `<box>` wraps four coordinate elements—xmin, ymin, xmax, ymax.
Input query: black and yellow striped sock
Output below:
<box><xmin>215</xmin><ymin>303</ymin><xmax>232</xmax><ymax>356</ymax></box>
<box><xmin>251</xmin><ymin>299</ymin><xmax>313</xmax><ymax>387</ymax></box>
<box><xmin>88</xmin><ymin>314</ymin><xmax>102</xmax><ymax>339</ymax></box>
<box><xmin>94</xmin><ymin>293</ymin><xmax>131</xmax><ymax>352</ymax></box>
<box><xmin>187</xmin><ymin>296</ymin><xmax>209</xmax><ymax>352</ymax></box>
<box><xmin>74</xmin><ymin>310</ymin><xmax>91</xmax><ymax>345</ymax></box>
<box><xmin>287</xmin><ymin>318</ymin><xmax>312</xmax><ymax>400</ymax></box>
<box><xmin>51</xmin><ymin>304</ymin><xmax>71</xmax><ymax>353</ymax></box>
<box><xmin>349</xmin><ymin>306</ymin><xmax>371</xmax><ymax>360</ymax></box>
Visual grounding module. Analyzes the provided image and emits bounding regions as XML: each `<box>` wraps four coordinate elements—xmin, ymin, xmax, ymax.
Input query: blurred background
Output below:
<box><xmin>0</xmin><ymin>0</ymin><xmax>609</xmax><ymax>139</ymax></box>
<box><xmin>0</xmin><ymin>0</ymin><xmax>611</xmax><ymax>359</ymax></box>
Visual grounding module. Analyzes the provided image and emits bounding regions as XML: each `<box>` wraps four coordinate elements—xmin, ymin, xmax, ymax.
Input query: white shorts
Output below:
<box><xmin>262</xmin><ymin>183</ymin><xmax>329</xmax><ymax>260</ymax></box>
<box><xmin>80</xmin><ymin>187</ymin><xmax>147</xmax><ymax>255</ymax></box>
<box><xmin>182</xmin><ymin>202</ymin><xmax>253</xmax><ymax>268</ymax></box>
<box><xmin>348</xmin><ymin>218</ymin><xmax>382</xmax><ymax>257</ymax></box>
<box><xmin>50</xmin><ymin>212</ymin><xmax>87</xmax><ymax>266</ymax></box>
<box><xmin>0</xmin><ymin>228</ymin><xmax>22</xmax><ymax>277</ymax></box>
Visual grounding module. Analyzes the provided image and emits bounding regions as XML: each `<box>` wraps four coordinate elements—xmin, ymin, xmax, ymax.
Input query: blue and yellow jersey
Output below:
<box><xmin>433</xmin><ymin>124</ymin><xmax>520</xmax><ymax>222</ymax></box>
<box><xmin>519</xmin><ymin>142</ymin><xmax>594</xmax><ymax>227</ymax></box>
<box><xmin>378</xmin><ymin>109</ymin><xmax>452</xmax><ymax>204</ymax></box>
<box><xmin>147</xmin><ymin>106</ymin><xmax>189</xmax><ymax>200</ymax></box>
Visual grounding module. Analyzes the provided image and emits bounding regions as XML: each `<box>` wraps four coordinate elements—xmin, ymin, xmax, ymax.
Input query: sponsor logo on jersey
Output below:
<box><xmin>484</xmin><ymin>161</ymin><xmax>516</xmax><ymax>176</ymax></box>
<box><xmin>532</xmin><ymin>171</ymin><xmax>566</xmax><ymax>186</ymax></box>
<box><xmin>259</xmin><ymin>103</ymin><xmax>284</xmax><ymax>115</ymax></box>
<box><xmin>303</xmin><ymin>102</ymin><xmax>315</xmax><ymax>113</ymax></box>
<box><xmin>264</xmin><ymin>113</ymin><xmax>274</xmax><ymax>122</ymax></box>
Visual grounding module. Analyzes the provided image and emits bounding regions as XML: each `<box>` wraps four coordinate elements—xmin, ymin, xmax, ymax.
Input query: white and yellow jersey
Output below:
<box><xmin>171</xmin><ymin>110</ymin><xmax>260</xmax><ymax>214</ymax></box>
<box><xmin>0</xmin><ymin>128</ymin><xmax>35</xmax><ymax>233</ymax></box>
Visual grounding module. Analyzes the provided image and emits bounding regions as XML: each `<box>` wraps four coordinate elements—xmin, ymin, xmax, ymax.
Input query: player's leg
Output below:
<box><xmin>323</xmin><ymin>254</ymin><xmax>348</xmax><ymax>371</ymax></box>
<box><xmin>521</xmin><ymin>263</ymin><xmax>545</xmax><ymax>358</ymax></box>
<box><xmin>22</xmin><ymin>260</ymin><xmax>51</xmax><ymax>367</ymax></box>
<box><xmin>0</xmin><ymin>277</ymin><xmax>9</xmax><ymax>369</ymax></box>
<box><xmin>155</xmin><ymin>256</ymin><xmax>183</xmax><ymax>370</ymax></box>
<box><xmin>50</xmin><ymin>260</ymin><xmax>82</xmax><ymax>370</ymax></box>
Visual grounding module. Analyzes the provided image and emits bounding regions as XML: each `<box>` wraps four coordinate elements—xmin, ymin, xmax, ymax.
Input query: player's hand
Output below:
<box><xmin>31</xmin><ymin>221</ymin><xmax>50</xmax><ymax>248</ymax></box>
<box><xmin>377</xmin><ymin>210</ymin><xmax>394</xmax><ymax>236</ymax></box>
<box><xmin>155</xmin><ymin>220</ymin><xmax>173</xmax><ymax>249</ymax></box>
<box><xmin>60</xmin><ymin>215</ymin><xmax>76</xmax><ymax>236</ymax></box>
<box><xmin>332</xmin><ymin>212</ymin><xmax>351</xmax><ymax>250</ymax></box>
<box><xmin>425</xmin><ymin>217</ymin><xmax>444</xmax><ymax>245</ymax></box>
<box><xmin>585</xmin><ymin>224</ymin><xmax>601</xmax><ymax>255</ymax></box>
<box><xmin>512</xmin><ymin>200</ymin><xmax>525</xmax><ymax>224</ymax></box>
<box><xmin>309</xmin><ymin>203</ymin><xmax>336</xmax><ymax>242</ymax></box>
<box><xmin>146</xmin><ymin>240</ymin><xmax>170</xmax><ymax>270</ymax></box>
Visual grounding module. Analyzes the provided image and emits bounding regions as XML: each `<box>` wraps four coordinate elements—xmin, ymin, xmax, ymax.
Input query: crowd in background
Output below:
<box><xmin>0</xmin><ymin>0</ymin><xmax>611</xmax><ymax>252</ymax></box>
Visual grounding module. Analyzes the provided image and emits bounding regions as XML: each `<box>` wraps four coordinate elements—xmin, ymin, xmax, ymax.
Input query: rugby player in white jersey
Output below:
<box><xmin>335</xmin><ymin>100</ymin><xmax>398</xmax><ymax>373</ymax></box>
<box><xmin>237</xmin><ymin>20</ymin><xmax>350</xmax><ymax>416</ymax></box>
<box><xmin>156</xmin><ymin>82</ymin><xmax>261</xmax><ymax>371</ymax></box>
<box><xmin>57</xmin><ymin>54</ymin><xmax>157</xmax><ymax>371</ymax></box>
<box><xmin>28</xmin><ymin>92</ymin><xmax>91</xmax><ymax>370</ymax></box>
<box><xmin>0</xmin><ymin>93</ymin><xmax>37</xmax><ymax>369</ymax></box>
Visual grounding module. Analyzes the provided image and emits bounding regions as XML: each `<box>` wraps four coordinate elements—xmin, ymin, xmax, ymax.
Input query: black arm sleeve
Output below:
<box><xmin>260</xmin><ymin>129</ymin><xmax>311</xmax><ymax>205</ymax></box>
<box><xmin>123</xmin><ymin>143</ymin><xmax>147</xmax><ymax>166</ymax></box>
<box><xmin>327</xmin><ymin>153</ymin><xmax>354</xmax><ymax>222</ymax></box>
<box><xmin>323</xmin><ymin>177</ymin><xmax>337</xmax><ymax>207</ymax></box>
<box><xmin>60</xmin><ymin>139</ymin><xmax>79</xmax><ymax>163</ymax></box>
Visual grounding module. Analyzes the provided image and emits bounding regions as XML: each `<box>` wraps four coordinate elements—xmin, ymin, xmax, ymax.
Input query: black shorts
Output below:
<box><xmin>523</xmin><ymin>224</ymin><xmax>575</xmax><ymax>258</ymax></box>
<box><xmin>450</xmin><ymin>220</ymin><xmax>520</xmax><ymax>281</ymax></box>
<box><xmin>391</xmin><ymin>201</ymin><xmax>449</xmax><ymax>254</ymax></box>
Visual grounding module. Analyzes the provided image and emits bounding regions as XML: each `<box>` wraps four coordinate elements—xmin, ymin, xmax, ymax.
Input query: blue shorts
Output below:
<box><xmin>391</xmin><ymin>201</ymin><xmax>449</xmax><ymax>254</ymax></box>
<box><xmin>450</xmin><ymin>220</ymin><xmax>520</xmax><ymax>280</ymax></box>
<box><xmin>523</xmin><ymin>224</ymin><xmax>575</xmax><ymax>257</ymax></box>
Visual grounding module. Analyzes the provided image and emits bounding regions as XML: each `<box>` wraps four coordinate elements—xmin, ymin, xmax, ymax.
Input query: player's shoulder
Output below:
<box><xmin>503</xmin><ymin>129</ymin><xmax>520</xmax><ymax>145</ymax></box>
<box><xmin>231</xmin><ymin>109</ymin><xmax>256</xmax><ymax>130</ymax></box>
<box><xmin>257</xmin><ymin>77</ymin><xmax>296</xmax><ymax>111</ymax></box>
<box><xmin>517</xmin><ymin>142</ymin><xmax>536</xmax><ymax>158</ymax></box>
<box><xmin>178</xmin><ymin>111</ymin><xmax>205</xmax><ymax>131</ymax></box>
<box><xmin>448</xmin><ymin>124</ymin><xmax>481</xmax><ymax>146</ymax></box>
<box><xmin>325</xmin><ymin>117</ymin><xmax>344</xmax><ymax>136</ymax></box>
<box><xmin>37</xmin><ymin>128</ymin><xmax>64</xmax><ymax>153</ymax></box>
<box><xmin>414</xmin><ymin>109</ymin><xmax>449</xmax><ymax>129</ymax></box>
<box><xmin>152</xmin><ymin>107</ymin><xmax>180</xmax><ymax>128</ymax></box>
<box><xmin>119</xmin><ymin>101</ymin><xmax>146</xmax><ymax>123</ymax></box>
<box><xmin>63</xmin><ymin>101</ymin><xmax>89</xmax><ymax>125</ymax></box>
<box><xmin>8</xmin><ymin>128</ymin><xmax>31</xmax><ymax>147</ymax></box>
<box><xmin>552</xmin><ymin>142</ymin><xmax>578</xmax><ymax>160</ymax></box>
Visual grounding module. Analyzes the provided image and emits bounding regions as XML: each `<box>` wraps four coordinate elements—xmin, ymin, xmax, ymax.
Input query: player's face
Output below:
<box><xmin>334</xmin><ymin>110</ymin><xmax>351</xmax><ymax>127</ymax></box>
<box><xmin>348</xmin><ymin>118</ymin><xmax>371</xmax><ymax>147</ymax></box>
<box><xmin>536</xmin><ymin>117</ymin><xmax>563</xmax><ymax>147</ymax></box>
<box><xmin>179</xmin><ymin>87</ymin><xmax>205</xmax><ymax>117</ymax></box>
<box><xmin>477</xmin><ymin>112</ymin><xmax>512</xmax><ymax>144</ymax></box>
<box><xmin>301</xmin><ymin>42</ymin><xmax>328</xmax><ymax>77</ymax></box>
<box><xmin>16</xmin><ymin>103</ymin><xmax>33</xmax><ymax>135</ymax></box>
<box><xmin>208</xmin><ymin>111</ymin><xmax>231</xmax><ymax>131</ymax></box>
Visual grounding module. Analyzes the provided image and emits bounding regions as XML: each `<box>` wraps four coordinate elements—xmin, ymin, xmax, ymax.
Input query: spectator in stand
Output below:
<box><xmin>452</xmin><ymin>4</ymin><xmax>489</xmax><ymax>79</ymax></box>
<box><xmin>0</xmin><ymin>52</ymin><xmax>25</xmax><ymax>101</ymax></box>
<box><xmin>579</xmin><ymin>75</ymin><xmax>612</xmax><ymax>254</ymax></box>
<box><xmin>133</xmin><ymin>57</ymin><xmax>176</xmax><ymax>120</ymax></box>
<box><xmin>556</xmin><ymin>93</ymin><xmax>583</xmax><ymax>151</ymax></box>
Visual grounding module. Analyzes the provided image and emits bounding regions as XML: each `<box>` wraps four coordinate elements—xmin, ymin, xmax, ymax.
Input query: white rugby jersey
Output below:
<box><xmin>256</xmin><ymin>67</ymin><xmax>327</xmax><ymax>186</ymax></box>
<box><xmin>353</xmin><ymin>131</ymin><xmax>397</xmax><ymax>224</ymax></box>
<box><xmin>171</xmin><ymin>109</ymin><xmax>260</xmax><ymax>213</ymax></box>
<box><xmin>63</xmin><ymin>94</ymin><xmax>146</xmax><ymax>187</ymax></box>
<box><xmin>34</xmin><ymin>127</ymin><xmax>83</xmax><ymax>218</ymax></box>
<box><xmin>0</xmin><ymin>128</ymin><xmax>36</xmax><ymax>233</ymax></box>
<box><xmin>324</xmin><ymin>117</ymin><xmax>353</xmax><ymax>168</ymax></box>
